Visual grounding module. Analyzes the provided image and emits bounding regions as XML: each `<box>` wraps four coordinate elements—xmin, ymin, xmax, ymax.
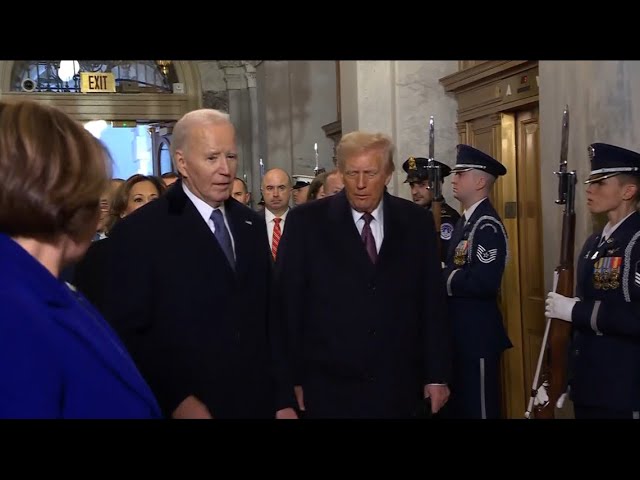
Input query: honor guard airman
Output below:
<box><xmin>402</xmin><ymin>156</ymin><xmax>460</xmax><ymax>264</ymax></box>
<box><xmin>441</xmin><ymin>144</ymin><xmax>512</xmax><ymax>419</ymax></box>
<box><xmin>545</xmin><ymin>142</ymin><xmax>640</xmax><ymax>419</ymax></box>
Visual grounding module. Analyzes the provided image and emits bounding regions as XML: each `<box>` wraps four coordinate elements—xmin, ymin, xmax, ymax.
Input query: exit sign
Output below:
<box><xmin>80</xmin><ymin>72</ymin><xmax>116</xmax><ymax>93</ymax></box>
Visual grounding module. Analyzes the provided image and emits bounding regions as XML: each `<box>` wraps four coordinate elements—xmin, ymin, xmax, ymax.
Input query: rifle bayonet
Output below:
<box><xmin>427</xmin><ymin>116</ymin><xmax>443</xmax><ymax>202</ymax></box>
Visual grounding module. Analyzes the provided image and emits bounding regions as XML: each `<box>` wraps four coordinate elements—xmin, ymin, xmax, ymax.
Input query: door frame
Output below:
<box><xmin>441</xmin><ymin>61</ymin><xmax>541</xmax><ymax>417</ymax></box>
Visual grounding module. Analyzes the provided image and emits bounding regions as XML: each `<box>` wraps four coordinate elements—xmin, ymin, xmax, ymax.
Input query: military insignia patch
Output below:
<box><xmin>454</xmin><ymin>240</ymin><xmax>468</xmax><ymax>266</ymax></box>
<box><xmin>441</xmin><ymin>222</ymin><xmax>453</xmax><ymax>240</ymax></box>
<box><xmin>477</xmin><ymin>244</ymin><xmax>498</xmax><ymax>264</ymax></box>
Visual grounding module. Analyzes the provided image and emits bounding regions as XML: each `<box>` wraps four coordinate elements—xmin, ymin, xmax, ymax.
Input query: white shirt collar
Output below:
<box><xmin>182</xmin><ymin>181</ymin><xmax>226</xmax><ymax>223</ymax></box>
<box><xmin>602</xmin><ymin>210</ymin><xmax>636</xmax><ymax>241</ymax></box>
<box><xmin>265</xmin><ymin>207</ymin><xmax>289</xmax><ymax>223</ymax></box>
<box><xmin>351</xmin><ymin>197</ymin><xmax>384</xmax><ymax>226</ymax></box>
<box><xmin>462</xmin><ymin>197</ymin><xmax>487</xmax><ymax>223</ymax></box>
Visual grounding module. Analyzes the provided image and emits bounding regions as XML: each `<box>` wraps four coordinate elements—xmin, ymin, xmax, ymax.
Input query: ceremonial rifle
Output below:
<box><xmin>426</xmin><ymin>116</ymin><xmax>443</xmax><ymax>256</ymax></box>
<box><xmin>525</xmin><ymin>105</ymin><xmax>576</xmax><ymax>419</ymax></box>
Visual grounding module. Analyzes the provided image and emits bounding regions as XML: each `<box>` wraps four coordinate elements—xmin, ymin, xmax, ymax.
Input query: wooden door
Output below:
<box><xmin>514</xmin><ymin>108</ymin><xmax>547</xmax><ymax>417</ymax></box>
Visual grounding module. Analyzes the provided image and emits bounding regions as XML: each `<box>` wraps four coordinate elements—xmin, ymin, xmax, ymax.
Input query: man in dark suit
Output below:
<box><xmin>442</xmin><ymin>144</ymin><xmax>513</xmax><ymax>419</ymax></box>
<box><xmin>272</xmin><ymin>131</ymin><xmax>452</xmax><ymax>419</ymax></box>
<box><xmin>260</xmin><ymin>168</ymin><xmax>292</xmax><ymax>262</ymax></box>
<box><xmin>103</xmin><ymin>108</ymin><xmax>277</xmax><ymax>419</ymax></box>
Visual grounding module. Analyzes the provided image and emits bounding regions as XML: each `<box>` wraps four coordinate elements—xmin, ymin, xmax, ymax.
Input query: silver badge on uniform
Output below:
<box><xmin>477</xmin><ymin>244</ymin><xmax>498</xmax><ymax>264</ymax></box>
<box><xmin>441</xmin><ymin>223</ymin><xmax>453</xmax><ymax>241</ymax></box>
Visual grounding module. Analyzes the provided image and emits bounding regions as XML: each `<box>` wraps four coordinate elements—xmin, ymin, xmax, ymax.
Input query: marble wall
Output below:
<box><xmin>197</xmin><ymin>61</ymin><xmax>261</xmax><ymax>203</ymax></box>
<box><xmin>256</xmin><ymin>61</ymin><xmax>338</xmax><ymax>184</ymax></box>
<box><xmin>339</xmin><ymin>61</ymin><xmax>459</xmax><ymax>206</ymax></box>
<box><xmin>199</xmin><ymin>61</ymin><xmax>228</xmax><ymax>111</ymax></box>
<box><xmin>539</xmin><ymin>60</ymin><xmax>640</xmax><ymax>291</ymax></box>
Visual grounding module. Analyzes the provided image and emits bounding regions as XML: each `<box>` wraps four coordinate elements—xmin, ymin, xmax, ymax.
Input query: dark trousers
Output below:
<box><xmin>442</xmin><ymin>354</ymin><xmax>502</xmax><ymax>419</ymax></box>
<box><xmin>574</xmin><ymin>404</ymin><xmax>640</xmax><ymax>419</ymax></box>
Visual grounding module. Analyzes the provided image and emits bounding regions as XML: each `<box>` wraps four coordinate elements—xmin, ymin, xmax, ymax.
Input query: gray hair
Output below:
<box><xmin>170</xmin><ymin>109</ymin><xmax>231</xmax><ymax>164</ymax></box>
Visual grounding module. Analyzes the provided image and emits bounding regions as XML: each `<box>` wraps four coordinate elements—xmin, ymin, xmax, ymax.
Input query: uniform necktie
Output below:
<box><xmin>361</xmin><ymin>213</ymin><xmax>377</xmax><ymax>264</ymax></box>
<box><xmin>210</xmin><ymin>208</ymin><xmax>235</xmax><ymax>269</ymax></box>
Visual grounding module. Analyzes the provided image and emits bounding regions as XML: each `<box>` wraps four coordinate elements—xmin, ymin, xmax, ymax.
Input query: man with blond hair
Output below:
<box><xmin>104</xmin><ymin>108</ymin><xmax>278</xmax><ymax>419</ymax></box>
<box><xmin>272</xmin><ymin>131</ymin><xmax>452</xmax><ymax>418</ymax></box>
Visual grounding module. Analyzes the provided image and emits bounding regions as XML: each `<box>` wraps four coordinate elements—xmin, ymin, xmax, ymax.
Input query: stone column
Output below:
<box><xmin>539</xmin><ymin>61</ymin><xmax>640</xmax><ymax>290</ymax></box>
<box><xmin>220</xmin><ymin>62</ymin><xmax>255</xmax><ymax>203</ymax></box>
<box><xmin>339</xmin><ymin>61</ymin><xmax>459</xmax><ymax>203</ymax></box>
<box><xmin>256</xmin><ymin>61</ymin><xmax>294</xmax><ymax>176</ymax></box>
<box><xmin>256</xmin><ymin>61</ymin><xmax>338</xmax><ymax>180</ymax></box>
<box><xmin>198</xmin><ymin>61</ymin><xmax>228</xmax><ymax>111</ymax></box>
<box><xmin>245</xmin><ymin>66</ymin><xmax>261</xmax><ymax>206</ymax></box>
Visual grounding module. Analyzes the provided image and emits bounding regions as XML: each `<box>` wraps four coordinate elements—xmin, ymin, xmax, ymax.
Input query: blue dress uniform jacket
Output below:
<box><xmin>570</xmin><ymin>211</ymin><xmax>640</xmax><ymax>415</ymax></box>
<box><xmin>441</xmin><ymin>198</ymin><xmax>512</xmax><ymax>418</ymax></box>
<box><xmin>443</xmin><ymin>198</ymin><xmax>512</xmax><ymax>357</ymax></box>
<box><xmin>0</xmin><ymin>233</ymin><xmax>161</xmax><ymax>419</ymax></box>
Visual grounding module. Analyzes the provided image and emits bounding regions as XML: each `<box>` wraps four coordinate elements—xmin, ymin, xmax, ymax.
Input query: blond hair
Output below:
<box><xmin>336</xmin><ymin>131</ymin><xmax>395</xmax><ymax>175</ymax></box>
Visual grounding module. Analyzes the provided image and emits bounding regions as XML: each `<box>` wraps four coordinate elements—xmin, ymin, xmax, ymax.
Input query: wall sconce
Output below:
<box><xmin>156</xmin><ymin>60</ymin><xmax>172</xmax><ymax>77</ymax></box>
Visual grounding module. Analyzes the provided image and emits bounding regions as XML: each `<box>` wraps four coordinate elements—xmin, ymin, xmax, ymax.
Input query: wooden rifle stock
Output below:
<box><xmin>534</xmin><ymin>212</ymin><xmax>575</xmax><ymax>418</ymax></box>
<box><xmin>526</xmin><ymin>105</ymin><xmax>575</xmax><ymax>419</ymax></box>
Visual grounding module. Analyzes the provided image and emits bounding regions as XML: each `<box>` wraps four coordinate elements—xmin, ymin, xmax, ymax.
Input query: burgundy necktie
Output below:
<box><xmin>361</xmin><ymin>213</ymin><xmax>377</xmax><ymax>264</ymax></box>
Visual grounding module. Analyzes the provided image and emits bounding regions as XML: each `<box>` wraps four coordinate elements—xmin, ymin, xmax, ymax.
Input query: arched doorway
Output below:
<box><xmin>0</xmin><ymin>60</ymin><xmax>201</xmax><ymax>176</ymax></box>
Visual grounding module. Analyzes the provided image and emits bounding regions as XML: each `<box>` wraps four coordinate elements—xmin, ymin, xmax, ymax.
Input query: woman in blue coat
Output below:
<box><xmin>0</xmin><ymin>99</ymin><xmax>162</xmax><ymax>419</ymax></box>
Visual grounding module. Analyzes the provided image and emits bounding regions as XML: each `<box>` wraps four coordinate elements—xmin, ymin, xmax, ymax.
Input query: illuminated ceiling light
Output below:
<box><xmin>58</xmin><ymin>60</ymin><xmax>79</xmax><ymax>82</ymax></box>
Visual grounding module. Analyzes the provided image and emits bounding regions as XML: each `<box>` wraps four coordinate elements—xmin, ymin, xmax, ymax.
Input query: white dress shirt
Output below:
<box><xmin>182</xmin><ymin>182</ymin><xmax>236</xmax><ymax>257</ymax></box>
<box><xmin>599</xmin><ymin>211</ymin><xmax>636</xmax><ymax>246</ymax></box>
<box><xmin>265</xmin><ymin>208</ymin><xmax>289</xmax><ymax>247</ymax></box>
<box><xmin>351</xmin><ymin>199</ymin><xmax>384</xmax><ymax>253</ymax></box>
<box><xmin>462</xmin><ymin>197</ymin><xmax>488</xmax><ymax>224</ymax></box>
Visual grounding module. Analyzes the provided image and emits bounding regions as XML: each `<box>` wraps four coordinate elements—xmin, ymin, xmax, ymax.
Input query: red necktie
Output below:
<box><xmin>272</xmin><ymin>217</ymin><xmax>282</xmax><ymax>260</ymax></box>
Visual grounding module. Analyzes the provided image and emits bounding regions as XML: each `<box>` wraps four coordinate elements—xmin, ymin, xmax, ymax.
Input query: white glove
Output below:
<box><xmin>545</xmin><ymin>292</ymin><xmax>579</xmax><ymax>322</ymax></box>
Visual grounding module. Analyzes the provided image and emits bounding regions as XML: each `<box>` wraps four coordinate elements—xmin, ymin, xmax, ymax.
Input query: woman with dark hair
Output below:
<box><xmin>74</xmin><ymin>174</ymin><xmax>165</xmax><ymax>313</ymax></box>
<box><xmin>0</xmin><ymin>100</ymin><xmax>161</xmax><ymax>418</ymax></box>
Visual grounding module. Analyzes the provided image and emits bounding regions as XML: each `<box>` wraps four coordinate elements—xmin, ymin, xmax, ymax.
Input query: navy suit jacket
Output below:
<box><xmin>0</xmin><ymin>233</ymin><xmax>161</xmax><ymax>419</ymax></box>
<box><xmin>272</xmin><ymin>190</ymin><xmax>452</xmax><ymax>418</ymax></box>
<box><xmin>103</xmin><ymin>180</ymin><xmax>276</xmax><ymax>418</ymax></box>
